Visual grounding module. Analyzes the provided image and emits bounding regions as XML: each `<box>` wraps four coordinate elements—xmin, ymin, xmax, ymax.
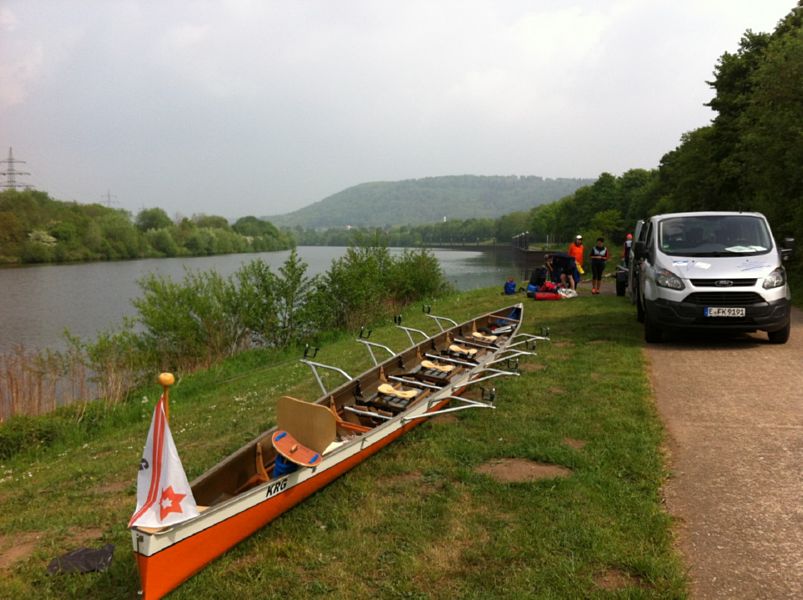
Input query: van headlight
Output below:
<box><xmin>763</xmin><ymin>267</ymin><xmax>786</xmax><ymax>289</ymax></box>
<box><xmin>655</xmin><ymin>269</ymin><xmax>685</xmax><ymax>290</ymax></box>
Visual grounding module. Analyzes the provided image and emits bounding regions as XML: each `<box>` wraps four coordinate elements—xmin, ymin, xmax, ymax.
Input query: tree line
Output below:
<box><xmin>293</xmin><ymin>210</ymin><xmax>531</xmax><ymax>247</ymax></box>
<box><xmin>0</xmin><ymin>189</ymin><xmax>292</xmax><ymax>264</ymax></box>
<box><xmin>529</xmin><ymin>5</ymin><xmax>802</xmax><ymax>268</ymax></box>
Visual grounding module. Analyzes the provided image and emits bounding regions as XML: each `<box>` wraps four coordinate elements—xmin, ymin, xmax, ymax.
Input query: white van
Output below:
<box><xmin>633</xmin><ymin>211</ymin><xmax>793</xmax><ymax>343</ymax></box>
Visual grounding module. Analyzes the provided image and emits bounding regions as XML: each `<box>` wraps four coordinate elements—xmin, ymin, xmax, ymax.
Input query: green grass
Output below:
<box><xmin>0</xmin><ymin>289</ymin><xmax>687</xmax><ymax>599</ymax></box>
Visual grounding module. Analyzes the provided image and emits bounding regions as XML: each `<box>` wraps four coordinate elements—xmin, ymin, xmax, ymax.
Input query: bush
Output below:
<box><xmin>70</xmin><ymin>324</ymin><xmax>150</xmax><ymax>405</ymax></box>
<box><xmin>145</xmin><ymin>228</ymin><xmax>180</xmax><ymax>257</ymax></box>
<box><xmin>232</xmin><ymin>259</ymin><xmax>281</xmax><ymax>346</ymax></box>
<box><xmin>322</xmin><ymin>245</ymin><xmax>393</xmax><ymax>329</ymax></box>
<box><xmin>388</xmin><ymin>249</ymin><xmax>453</xmax><ymax>305</ymax></box>
<box><xmin>21</xmin><ymin>240</ymin><xmax>54</xmax><ymax>263</ymax></box>
<box><xmin>2</xmin><ymin>240</ymin><xmax>454</xmax><ymax>426</ymax></box>
<box><xmin>134</xmin><ymin>270</ymin><xmax>247</xmax><ymax>370</ymax></box>
<box><xmin>0</xmin><ymin>415</ymin><xmax>63</xmax><ymax>459</ymax></box>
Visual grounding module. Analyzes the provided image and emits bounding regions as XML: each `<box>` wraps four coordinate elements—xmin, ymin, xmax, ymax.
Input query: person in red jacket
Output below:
<box><xmin>589</xmin><ymin>237</ymin><xmax>609</xmax><ymax>294</ymax></box>
<box><xmin>567</xmin><ymin>234</ymin><xmax>584</xmax><ymax>287</ymax></box>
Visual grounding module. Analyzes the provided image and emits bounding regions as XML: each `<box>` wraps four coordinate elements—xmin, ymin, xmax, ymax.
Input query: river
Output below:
<box><xmin>0</xmin><ymin>246</ymin><xmax>533</xmax><ymax>353</ymax></box>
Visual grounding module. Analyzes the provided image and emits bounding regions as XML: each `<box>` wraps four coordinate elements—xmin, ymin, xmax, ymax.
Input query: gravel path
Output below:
<box><xmin>646</xmin><ymin>307</ymin><xmax>803</xmax><ymax>599</ymax></box>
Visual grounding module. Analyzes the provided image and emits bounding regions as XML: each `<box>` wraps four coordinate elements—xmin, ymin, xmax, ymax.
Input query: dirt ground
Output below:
<box><xmin>475</xmin><ymin>458</ymin><xmax>572</xmax><ymax>482</ymax></box>
<box><xmin>646</xmin><ymin>305</ymin><xmax>803</xmax><ymax>599</ymax></box>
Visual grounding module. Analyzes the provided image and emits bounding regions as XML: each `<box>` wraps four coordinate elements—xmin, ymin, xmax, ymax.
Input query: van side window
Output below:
<box><xmin>637</xmin><ymin>223</ymin><xmax>647</xmax><ymax>242</ymax></box>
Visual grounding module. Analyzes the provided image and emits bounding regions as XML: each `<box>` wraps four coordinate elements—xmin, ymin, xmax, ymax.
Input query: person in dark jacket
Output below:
<box><xmin>589</xmin><ymin>237</ymin><xmax>609</xmax><ymax>295</ymax></box>
<box><xmin>545</xmin><ymin>253</ymin><xmax>576</xmax><ymax>290</ymax></box>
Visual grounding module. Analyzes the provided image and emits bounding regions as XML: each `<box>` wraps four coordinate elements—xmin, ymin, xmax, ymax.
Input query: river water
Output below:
<box><xmin>0</xmin><ymin>247</ymin><xmax>533</xmax><ymax>353</ymax></box>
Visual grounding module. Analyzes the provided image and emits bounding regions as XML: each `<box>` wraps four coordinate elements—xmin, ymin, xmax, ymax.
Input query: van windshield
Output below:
<box><xmin>658</xmin><ymin>215</ymin><xmax>772</xmax><ymax>257</ymax></box>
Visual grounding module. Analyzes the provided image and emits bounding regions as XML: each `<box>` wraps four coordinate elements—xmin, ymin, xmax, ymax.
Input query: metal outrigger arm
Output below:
<box><xmin>508</xmin><ymin>329</ymin><xmax>550</xmax><ymax>351</ymax></box>
<box><xmin>401</xmin><ymin>394</ymin><xmax>495</xmax><ymax>424</ymax></box>
<box><xmin>423</xmin><ymin>353</ymin><xmax>477</xmax><ymax>368</ymax></box>
<box><xmin>487</xmin><ymin>348</ymin><xmax>535</xmax><ymax>366</ymax></box>
<box><xmin>422</xmin><ymin>305</ymin><xmax>459</xmax><ymax>332</ymax></box>
<box><xmin>394</xmin><ymin>322</ymin><xmax>431</xmax><ymax>347</ymax></box>
<box><xmin>357</xmin><ymin>338</ymin><xmax>396</xmax><ymax>367</ymax></box>
<box><xmin>299</xmin><ymin>358</ymin><xmax>353</xmax><ymax>396</ymax></box>
<box><xmin>387</xmin><ymin>375</ymin><xmax>443</xmax><ymax>391</ymax></box>
<box><xmin>344</xmin><ymin>405</ymin><xmax>392</xmax><ymax>421</ymax></box>
<box><xmin>462</xmin><ymin>365</ymin><xmax>520</xmax><ymax>387</ymax></box>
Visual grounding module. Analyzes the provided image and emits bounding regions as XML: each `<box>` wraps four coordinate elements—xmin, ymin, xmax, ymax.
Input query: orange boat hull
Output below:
<box><xmin>135</xmin><ymin>400</ymin><xmax>449</xmax><ymax>599</ymax></box>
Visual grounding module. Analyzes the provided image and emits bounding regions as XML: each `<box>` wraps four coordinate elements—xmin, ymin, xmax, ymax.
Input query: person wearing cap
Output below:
<box><xmin>623</xmin><ymin>232</ymin><xmax>634</xmax><ymax>267</ymax></box>
<box><xmin>567</xmin><ymin>235</ymin><xmax>584</xmax><ymax>287</ymax></box>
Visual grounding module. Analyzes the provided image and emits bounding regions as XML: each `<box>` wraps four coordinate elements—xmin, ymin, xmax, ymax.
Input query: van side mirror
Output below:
<box><xmin>634</xmin><ymin>241</ymin><xmax>646</xmax><ymax>260</ymax></box>
<box><xmin>781</xmin><ymin>237</ymin><xmax>795</xmax><ymax>261</ymax></box>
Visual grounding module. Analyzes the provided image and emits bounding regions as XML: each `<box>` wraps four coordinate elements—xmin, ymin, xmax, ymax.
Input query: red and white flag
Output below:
<box><xmin>128</xmin><ymin>394</ymin><xmax>199</xmax><ymax>528</ymax></box>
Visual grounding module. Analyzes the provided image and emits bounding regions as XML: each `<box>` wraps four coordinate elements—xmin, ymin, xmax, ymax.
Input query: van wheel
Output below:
<box><xmin>636</xmin><ymin>294</ymin><xmax>645</xmax><ymax>323</ymax></box>
<box><xmin>644</xmin><ymin>307</ymin><xmax>662</xmax><ymax>343</ymax></box>
<box><xmin>767</xmin><ymin>321</ymin><xmax>790</xmax><ymax>344</ymax></box>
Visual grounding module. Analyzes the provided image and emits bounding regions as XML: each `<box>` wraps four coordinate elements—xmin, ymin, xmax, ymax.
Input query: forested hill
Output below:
<box><xmin>0</xmin><ymin>189</ymin><xmax>292</xmax><ymax>264</ymax></box>
<box><xmin>266</xmin><ymin>175</ymin><xmax>594</xmax><ymax>228</ymax></box>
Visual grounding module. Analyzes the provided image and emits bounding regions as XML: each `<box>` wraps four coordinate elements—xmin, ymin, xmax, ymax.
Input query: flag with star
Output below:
<box><xmin>128</xmin><ymin>394</ymin><xmax>199</xmax><ymax>528</ymax></box>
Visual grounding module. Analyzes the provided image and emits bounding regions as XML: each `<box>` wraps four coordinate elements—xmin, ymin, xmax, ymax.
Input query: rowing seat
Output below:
<box><xmin>446</xmin><ymin>343</ymin><xmax>479</xmax><ymax>361</ymax></box>
<box><xmin>378</xmin><ymin>383</ymin><xmax>420</xmax><ymax>399</ymax></box>
<box><xmin>471</xmin><ymin>331</ymin><xmax>498</xmax><ymax>343</ymax></box>
<box><xmin>421</xmin><ymin>359</ymin><xmax>454</xmax><ymax>373</ymax></box>
<box><xmin>448</xmin><ymin>344</ymin><xmax>477</xmax><ymax>357</ymax></box>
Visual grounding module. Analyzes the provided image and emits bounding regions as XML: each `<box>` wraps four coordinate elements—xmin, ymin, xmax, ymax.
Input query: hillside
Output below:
<box><xmin>0</xmin><ymin>189</ymin><xmax>291</xmax><ymax>264</ymax></box>
<box><xmin>266</xmin><ymin>175</ymin><xmax>594</xmax><ymax>228</ymax></box>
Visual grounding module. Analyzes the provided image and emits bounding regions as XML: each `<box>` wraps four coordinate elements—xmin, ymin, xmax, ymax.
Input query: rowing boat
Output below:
<box><xmin>130</xmin><ymin>303</ymin><xmax>543</xmax><ymax>598</ymax></box>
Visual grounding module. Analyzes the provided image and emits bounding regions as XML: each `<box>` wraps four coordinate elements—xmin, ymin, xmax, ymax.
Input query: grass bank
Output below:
<box><xmin>0</xmin><ymin>287</ymin><xmax>686</xmax><ymax>598</ymax></box>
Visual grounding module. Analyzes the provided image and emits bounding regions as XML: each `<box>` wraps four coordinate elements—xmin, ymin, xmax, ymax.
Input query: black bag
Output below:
<box><xmin>529</xmin><ymin>267</ymin><xmax>547</xmax><ymax>287</ymax></box>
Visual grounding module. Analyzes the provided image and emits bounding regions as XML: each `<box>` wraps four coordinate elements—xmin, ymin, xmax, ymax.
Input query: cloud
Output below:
<box><xmin>0</xmin><ymin>0</ymin><xmax>795</xmax><ymax>216</ymax></box>
<box><xmin>165</xmin><ymin>23</ymin><xmax>211</xmax><ymax>50</ymax></box>
<box><xmin>0</xmin><ymin>7</ymin><xmax>19</xmax><ymax>31</ymax></box>
<box><xmin>0</xmin><ymin>3</ymin><xmax>87</xmax><ymax>109</ymax></box>
<box><xmin>0</xmin><ymin>44</ymin><xmax>44</xmax><ymax>108</ymax></box>
<box><xmin>0</xmin><ymin>7</ymin><xmax>39</xmax><ymax>108</ymax></box>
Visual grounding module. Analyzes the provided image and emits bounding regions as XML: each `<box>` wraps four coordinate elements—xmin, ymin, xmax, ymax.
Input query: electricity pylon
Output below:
<box><xmin>0</xmin><ymin>147</ymin><xmax>32</xmax><ymax>190</ymax></box>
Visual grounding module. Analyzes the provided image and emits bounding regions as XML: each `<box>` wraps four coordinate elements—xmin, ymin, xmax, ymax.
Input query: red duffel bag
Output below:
<box><xmin>534</xmin><ymin>292</ymin><xmax>562</xmax><ymax>301</ymax></box>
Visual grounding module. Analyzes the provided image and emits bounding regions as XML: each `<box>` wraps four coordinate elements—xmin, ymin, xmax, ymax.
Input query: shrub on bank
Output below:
<box><xmin>0</xmin><ymin>244</ymin><xmax>450</xmax><ymax>424</ymax></box>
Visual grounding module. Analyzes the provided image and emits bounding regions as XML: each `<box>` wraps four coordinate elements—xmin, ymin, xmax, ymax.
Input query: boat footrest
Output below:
<box><xmin>373</xmin><ymin>394</ymin><xmax>415</xmax><ymax>413</ymax></box>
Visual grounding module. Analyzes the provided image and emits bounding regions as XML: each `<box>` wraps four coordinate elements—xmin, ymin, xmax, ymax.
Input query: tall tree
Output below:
<box><xmin>135</xmin><ymin>208</ymin><xmax>172</xmax><ymax>231</ymax></box>
<box><xmin>739</xmin><ymin>20</ymin><xmax>803</xmax><ymax>240</ymax></box>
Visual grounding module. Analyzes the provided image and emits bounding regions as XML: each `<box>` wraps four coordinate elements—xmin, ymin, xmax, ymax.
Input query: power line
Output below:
<box><xmin>0</xmin><ymin>147</ymin><xmax>33</xmax><ymax>190</ymax></box>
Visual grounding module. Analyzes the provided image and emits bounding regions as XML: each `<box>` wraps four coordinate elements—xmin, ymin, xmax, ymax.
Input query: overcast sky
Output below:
<box><xmin>0</xmin><ymin>1</ymin><xmax>795</xmax><ymax>219</ymax></box>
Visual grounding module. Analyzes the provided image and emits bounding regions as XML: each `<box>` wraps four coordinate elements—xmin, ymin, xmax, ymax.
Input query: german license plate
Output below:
<box><xmin>704</xmin><ymin>307</ymin><xmax>746</xmax><ymax>317</ymax></box>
